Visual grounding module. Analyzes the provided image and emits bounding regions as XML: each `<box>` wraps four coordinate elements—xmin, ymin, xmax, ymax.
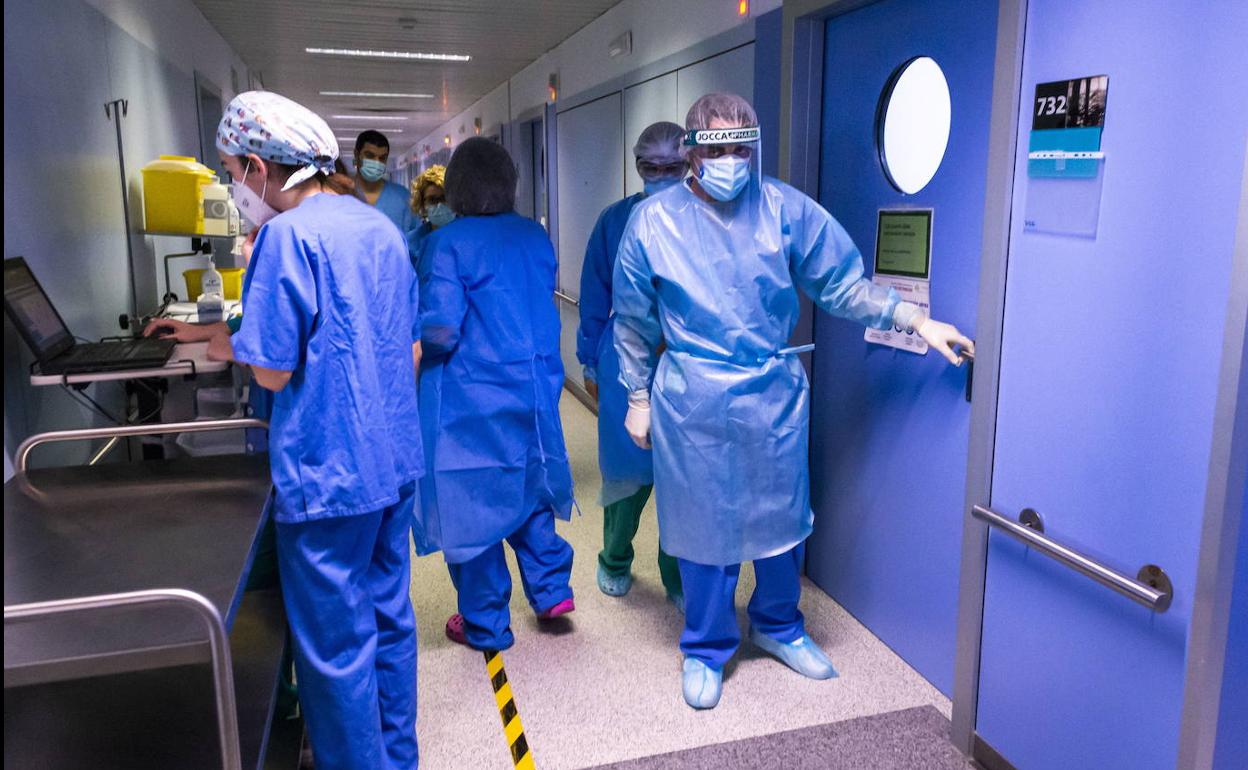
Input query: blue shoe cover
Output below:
<box><xmin>597</xmin><ymin>564</ymin><xmax>632</xmax><ymax>597</ymax></box>
<box><xmin>748</xmin><ymin>627</ymin><xmax>838</xmax><ymax>680</ymax></box>
<box><xmin>681</xmin><ymin>657</ymin><xmax>722</xmax><ymax>709</ymax></box>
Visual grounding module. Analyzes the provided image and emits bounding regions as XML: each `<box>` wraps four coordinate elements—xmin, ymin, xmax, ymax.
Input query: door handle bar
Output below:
<box><xmin>972</xmin><ymin>505</ymin><xmax>1172</xmax><ymax>612</ymax></box>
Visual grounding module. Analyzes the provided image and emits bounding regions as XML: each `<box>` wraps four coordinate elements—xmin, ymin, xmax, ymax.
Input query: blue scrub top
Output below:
<box><xmin>232</xmin><ymin>193</ymin><xmax>424</xmax><ymax>523</ymax></box>
<box><xmin>358</xmin><ymin>180</ymin><xmax>415</xmax><ymax>237</ymax></box>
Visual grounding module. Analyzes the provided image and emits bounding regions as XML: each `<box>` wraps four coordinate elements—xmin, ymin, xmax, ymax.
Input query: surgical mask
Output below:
<box><xmin>643</xmin><ymin>176</ymin><xmax>682</xmax><ymax>196</ymax></box>
<box><xmin>358</xmin><ymin>158</ymin><xmax>387</xmax><ymax>182</ymax></box>
<box><xmin>427</xmin><ymin>202</ymin><xmax>455</xmax><ymax>228</ymax></box>
<box><xmin>233</xmin><ymin>163</ymin><xmax>279</xmax><ymax>228</ymax></box>
<box><xmin>696</xmin><ymin>156</ymin><xmax>750</xmax><ymax>202</ymax></box>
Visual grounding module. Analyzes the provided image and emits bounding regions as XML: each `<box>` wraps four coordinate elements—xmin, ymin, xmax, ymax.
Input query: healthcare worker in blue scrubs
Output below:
<box><xmin>613</xmin><ymin>93</ymin><xmax>973</xmax><ymax>710</ymax></box>
<box><xmin>353</xmin><ymin>129</ymin><xmax>416</xmax><ymax>242</ymax></box>
<box><xmin>407</xmin><ymin>164</ymin><xmax>453</xmax><ymax>273</ymax></box>
<box><xmin>577</xmin><ymin>121</ymin><xmax>687</xmax><ymax>606</ymax></box>
<box><xmin>414</xmin><ymin>137</ymin><xmax>577</xmax><ymax>651</ymax></box>
<box><xmin>208</xmin><ymin>91</ymin><xmax>424</xmax><ymax>769</ymax></box>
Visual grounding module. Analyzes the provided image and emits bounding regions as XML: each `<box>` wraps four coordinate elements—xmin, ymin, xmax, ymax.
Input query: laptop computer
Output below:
<box><xmin>3</xmin><ymin>257</ymin><xmax>176</xmax><ymax>376</ymax></box>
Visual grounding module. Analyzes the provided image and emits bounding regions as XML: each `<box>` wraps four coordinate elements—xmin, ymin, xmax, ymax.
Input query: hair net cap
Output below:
<box><xmin>685</xmin><ymin>92</ymin><xmax>759</xmax><ymax>132</ymax></box>
<box><xmin>217</xmin><ymin>91</ymin><xmax>338</xmax><ymax>191</ymax></box>
<box><xmin>633</xmin><ymin>121</ymin><xmax>687</xmax><ymax>165</ymax></box>
<box><xmin>444</xmin><ymin>138</ymin><xmax>518</xmax><ymax>216</ymax></box>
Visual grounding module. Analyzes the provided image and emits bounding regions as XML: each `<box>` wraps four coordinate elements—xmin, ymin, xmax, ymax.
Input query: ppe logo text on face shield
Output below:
<box><xmin>685</xmin><ymin>127</ymin><xmax>762</xmax><ymax>146</ymax></box>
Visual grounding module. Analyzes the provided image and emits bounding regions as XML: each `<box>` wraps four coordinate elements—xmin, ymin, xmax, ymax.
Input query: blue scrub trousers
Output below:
<box><xmin>446</xmin><ymin>508</ymin><xmax>574</xmax><ymax>650</ymax></box>
<box><xmin>678</xmin><ymin>544</ymin><xmax>807</xmax><ymax>669</ymax></box>
<box><xmin>275</xmin><ymin>484</ymin><xmax>419</xmax><ymax>770</ymax></box>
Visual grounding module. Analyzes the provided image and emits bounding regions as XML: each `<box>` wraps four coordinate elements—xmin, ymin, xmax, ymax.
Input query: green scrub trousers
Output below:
<box><xmin>598</xmin><ymin>484</ymin><xmax>682</xmax><ymax>597</ymax></box>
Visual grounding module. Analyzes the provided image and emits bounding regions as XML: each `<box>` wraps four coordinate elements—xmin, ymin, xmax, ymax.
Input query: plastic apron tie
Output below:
<box><xmin>775</xmin><ymin>343</ymin><xmax>815</xmax><ymax>356</ymax></box>
<box><xmin>750</xmin><ymin>343</ymin><xmax>816</xmax><ymax>365</ymax></box>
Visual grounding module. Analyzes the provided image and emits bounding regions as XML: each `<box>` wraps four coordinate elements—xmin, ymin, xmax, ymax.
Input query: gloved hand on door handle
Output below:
<box><xmin>915</xmin><ymin>315</ymin><xmax>974</xmax><ymax>366</ymax></box>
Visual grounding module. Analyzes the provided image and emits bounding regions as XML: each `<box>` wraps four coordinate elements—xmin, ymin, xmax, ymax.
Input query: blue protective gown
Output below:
<box><xmin>613</xmin><ymin>177</ymin><xmax>912</xmax><ymax>567</ymax></box>
<box><xmin>408</xmin><ymin>220</ymin><xmax>433</xmax><ymax>273</ymax></box>
<box><xmin>231</xmin><ymin>192</ymin><xmax>422</xmax><ymax>770</ymax></box>
<box><xmin>576</xmin><ymin>193</ymin><xmax>654</xmax><ymax>506</ymax></box>
<box><xmin>415</xmin><ymin>212</ymin><xmax>575</xmax><ymax>564</ymax></box>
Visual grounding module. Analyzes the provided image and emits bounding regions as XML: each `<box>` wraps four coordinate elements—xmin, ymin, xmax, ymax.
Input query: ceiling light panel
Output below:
<box><xmin>307</xmin><ymin>47</ymin><xmax>470</xmax><ymax>62</ymax></box>
<box><xmin>320</xmin><ymin>91</ymin><xmax>434</xmax><ymax>99</ymax></box>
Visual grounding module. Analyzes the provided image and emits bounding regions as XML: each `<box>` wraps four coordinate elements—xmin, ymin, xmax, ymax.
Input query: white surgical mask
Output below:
<box><xmin>359</xmin><ymin>158</ymin><xmax>387</xmax><ymax>182</ymax></box>
<box><xmin>233</xmin><ymin>161</ymin><xmax>279</xmax><ymax>228</ymax></box>
<box><xmin>696</xmin><ymin>156</ymin><xmax>750</xmax><ymax>202</ymax></box>
<box><xmin>427</xmin><ymin>202</ymin><xmax>455</xmax><ymax>228</ymax></box>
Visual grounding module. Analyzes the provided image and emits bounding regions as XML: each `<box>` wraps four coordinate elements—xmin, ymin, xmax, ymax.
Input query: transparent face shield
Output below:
<box><xmin>683</xmin><ymin>126</ymin><xmax>762</xmax><ymax>204</ymax></box>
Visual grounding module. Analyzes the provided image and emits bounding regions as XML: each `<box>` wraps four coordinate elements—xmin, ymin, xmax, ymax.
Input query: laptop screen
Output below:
<box><xmin>3</xmin><ymin>258</ymin><xmax>74</xmax><ymax>362</ymax></box>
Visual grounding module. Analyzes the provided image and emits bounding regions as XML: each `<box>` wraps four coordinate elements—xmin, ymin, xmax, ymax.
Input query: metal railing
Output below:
<box><xmin>972</xmin><ymin>504</ymin><xmax>1172</xmax><ymax>612</ymax></box>
<box><xmin>15</xmin><ymin>418</ymin><xmax>267</xmax><ymax>473</ymax></box>
<box><xmin>5</xmin><ymin>588</ymin><xmax>241</xmax><ymax>770</ymax></box>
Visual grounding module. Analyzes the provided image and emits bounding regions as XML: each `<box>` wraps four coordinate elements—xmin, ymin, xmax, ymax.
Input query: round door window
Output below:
<box><xmin>876</xmin><ymin>56</ymin><xmax>951</xmax><ymax>195</ymax></box>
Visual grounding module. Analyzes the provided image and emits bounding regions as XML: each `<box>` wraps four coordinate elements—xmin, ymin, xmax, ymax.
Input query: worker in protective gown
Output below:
<box><xmin>577</xmin><ymin>121</ymin><xmax>688</xmax><ymax>607</ymax></box>
<box><xmin>414</xmin><ymin>137</ymin><xmax>577</xmax><ymax>652</ymax></box>
<box><xmin>408</xmin><ymin>163</ymin><xmax>452</xmax><ymax>273</ymax></box>
<box><xmin>612</xmin><ymin>93</ymin><xmax>973</xmax><ymax>710</ymax></box>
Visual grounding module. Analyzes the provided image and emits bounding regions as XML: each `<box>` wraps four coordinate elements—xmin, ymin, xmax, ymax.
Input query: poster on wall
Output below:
<box><xmin>1024</xmin><ymin>75</ymin><xmax>1109</xmax><ymax>237</ymax></box>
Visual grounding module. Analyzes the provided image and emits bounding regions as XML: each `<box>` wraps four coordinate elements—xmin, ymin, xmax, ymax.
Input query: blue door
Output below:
<box><xmin>975</xmin><ymin>1</ymin><xmax>1248</xmax><ymax>767</ymax></box>
<box><xmin>809</xmin><ymin>0</ymin><xmax>998</xmax><ymax>695</ymax></box>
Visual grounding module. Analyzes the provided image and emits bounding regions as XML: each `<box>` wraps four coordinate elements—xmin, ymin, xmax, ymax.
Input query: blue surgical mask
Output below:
<box><xmin>643</xmin><ymin>176</ymin><xmax>682</xmax><ymax>196</ymax></box>
<box><xmin>359</xmin><ymin>158</ymin><xmax>387</xmax><ymax>182</ymax></box>
<box><xmin>696</xmin><ymin>156</ymin><xmax>750</xmax><ymax>201</ymax></box>
<box><xmin>427</xmin><ymin>202</ymin><xmax>455</xmax><ymax>228</ymax></box>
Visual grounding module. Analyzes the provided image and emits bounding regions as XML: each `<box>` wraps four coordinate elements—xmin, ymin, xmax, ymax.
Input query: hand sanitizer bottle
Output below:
<box><xmin>198</xmin><ymin>257</ymin><xmax>225</xmax><ymax>323</ymax></box>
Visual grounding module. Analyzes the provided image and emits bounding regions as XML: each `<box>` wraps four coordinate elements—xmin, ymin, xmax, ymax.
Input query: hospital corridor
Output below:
<box><xmin>3</xmin><ymin>1</ymin><xmax>1247</xmax><ymax>769</ymax></box>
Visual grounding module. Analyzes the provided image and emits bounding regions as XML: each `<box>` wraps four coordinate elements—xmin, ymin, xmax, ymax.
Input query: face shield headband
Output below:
<box><xmin>683</xmin><ymin>127</ymin><xmax>762</xmax><ymax>147</ymax></box>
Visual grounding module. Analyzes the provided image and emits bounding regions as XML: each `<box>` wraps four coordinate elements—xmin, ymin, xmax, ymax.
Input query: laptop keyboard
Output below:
<box><xmin>57</xmin><ymin>338</ymin><xmax>176</xmax><ymax>368</ymax></box>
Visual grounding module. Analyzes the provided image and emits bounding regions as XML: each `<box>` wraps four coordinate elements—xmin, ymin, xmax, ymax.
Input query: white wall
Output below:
<box><xmin>557</xmin><ymin>94</ymin><xmax>625</xmax><ymax>298</ymax></box>
<box><xmin>401</xmin><ymin>0</ymin><xmax>779</xmax><ymax>164</ymax></box>
<box><xmin>3</xmin><ymin>0</ymin><xmax>253</xmax><ymax>475</ymax></box>
<box><xmin>83</xmin><ymin>0</ymin><xmax>254</xmax><ymax>105</ymax></box>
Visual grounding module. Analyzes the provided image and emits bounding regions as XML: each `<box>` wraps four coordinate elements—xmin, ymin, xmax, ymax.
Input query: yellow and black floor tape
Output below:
<box><xmin>484</xmin><ymin>650</ymin><xmax>535</xmax><ymax>769</ymax></box>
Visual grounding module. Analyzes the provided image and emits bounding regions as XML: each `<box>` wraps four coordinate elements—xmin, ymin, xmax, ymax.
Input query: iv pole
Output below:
<box><xmin>105</xmin><ymin>98</ymin><xmax>139</xmax><ymax>320</ymax></box>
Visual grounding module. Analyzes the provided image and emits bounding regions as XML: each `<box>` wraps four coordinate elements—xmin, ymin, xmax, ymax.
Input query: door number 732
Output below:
<box><xmin>1037</xmin><ymin>95</ymin><xmax>1068</xmax><ymax>116</ymax></box>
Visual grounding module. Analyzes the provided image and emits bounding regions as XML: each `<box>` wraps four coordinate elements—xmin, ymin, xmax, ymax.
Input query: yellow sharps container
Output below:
<box><xmin>141</xmin><ymin>155</ymin><xmax>217</xmax><ymax>234</ymax></box>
